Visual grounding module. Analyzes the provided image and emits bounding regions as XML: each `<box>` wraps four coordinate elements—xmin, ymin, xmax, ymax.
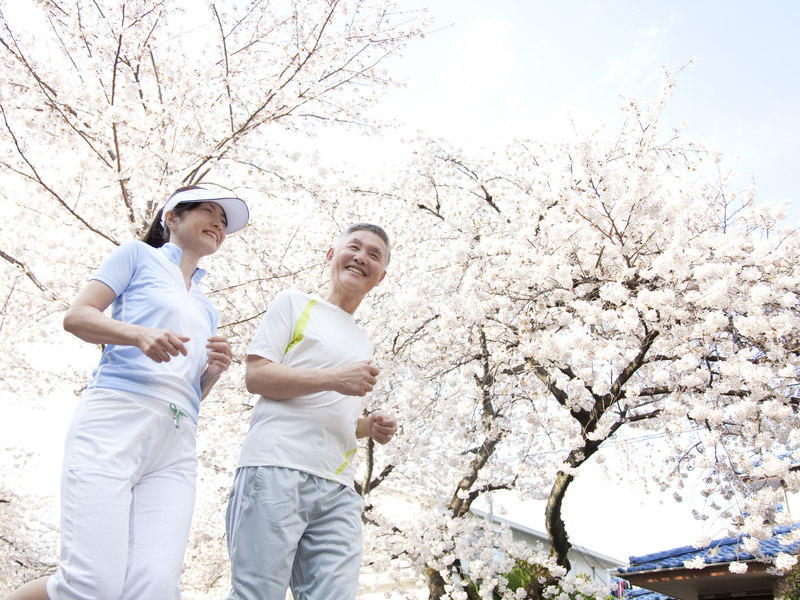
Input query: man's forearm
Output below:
<box><xmin>246</xmin><ymin>355</ymin><xmax>379</xmax><ymax>399</ymax></box>
<box><xmin>245</xmin><ymin>358</ymin><xmax>335</xmax><ymax>400</ymax></box>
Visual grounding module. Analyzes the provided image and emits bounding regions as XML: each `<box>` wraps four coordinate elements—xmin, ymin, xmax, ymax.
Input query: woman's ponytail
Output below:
<box><xmin>141</xmin><ymin>207</ymin><xmax>170</xmax><ymax>248</ymax></box>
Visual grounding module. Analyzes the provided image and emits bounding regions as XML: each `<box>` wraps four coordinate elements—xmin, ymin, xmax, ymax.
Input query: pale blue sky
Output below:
<box><xmin>353</xmin><ymin>0</ymin><xmax>800</xmax><ymax>224</ymax></box>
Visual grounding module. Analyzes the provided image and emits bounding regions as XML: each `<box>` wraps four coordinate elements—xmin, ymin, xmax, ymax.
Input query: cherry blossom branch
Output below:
<box><xmin>212</xmin><ymin>3</ymin><xmax>235</xmax><ymax>134</ymax></box>
<box><xmin>0</xmin><ymin>249</ymin><xmax>50</xmax><ymax>297</ymax></box>
<box><xmin>0</xmin><ymin>25</ymin><xmax>114</xmax><ymax>169</ymax></box>
<box><xmin>0</xmin><ymin>105</ymin><xmax>119</xmax><ymax>246</ymax></box>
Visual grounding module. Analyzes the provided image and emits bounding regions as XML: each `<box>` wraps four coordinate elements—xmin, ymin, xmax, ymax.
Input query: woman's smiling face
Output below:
<box><xmin>165</xmin><ymin>201</ymin><xmax>228</xmax><ymax>256</ymax></box>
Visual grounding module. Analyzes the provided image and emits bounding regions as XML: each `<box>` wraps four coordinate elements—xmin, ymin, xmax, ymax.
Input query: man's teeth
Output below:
<box><xmin>346</xmin><ymin>266</ymin><xmax>365</xmax><ymax>275</ymax></box>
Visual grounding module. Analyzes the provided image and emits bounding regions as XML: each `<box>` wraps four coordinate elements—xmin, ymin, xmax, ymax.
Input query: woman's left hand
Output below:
<box><xmin>205</xmin><ymin>336</ymin><xmax>234</xmax><ymax>379</ymax></box>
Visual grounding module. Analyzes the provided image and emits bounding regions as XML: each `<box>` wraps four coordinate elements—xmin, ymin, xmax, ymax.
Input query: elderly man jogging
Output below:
<box><xmin>224</xmin><ymin>223</ymin><xmax>398</xmax><ymax>600</ymax></box>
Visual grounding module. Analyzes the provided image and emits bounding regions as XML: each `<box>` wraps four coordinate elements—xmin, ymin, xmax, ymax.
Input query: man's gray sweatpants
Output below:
<box><xmin>224</xmin><ymin>465</ymin><xmax>365</xmax><ymax>600</ymax></box>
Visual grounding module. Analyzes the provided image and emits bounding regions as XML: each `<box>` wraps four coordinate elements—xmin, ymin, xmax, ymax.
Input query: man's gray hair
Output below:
<box><xmin>334</xmin><ymin>223</ymin><xmax>391</xmax><ymax>268</ymax></box>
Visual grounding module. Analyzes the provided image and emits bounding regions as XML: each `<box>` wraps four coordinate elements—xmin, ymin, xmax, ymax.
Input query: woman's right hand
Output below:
<box><xmin>136</xmin><ymin>328</ymin><xmax>190</xmax><ymax>363</ymax></box>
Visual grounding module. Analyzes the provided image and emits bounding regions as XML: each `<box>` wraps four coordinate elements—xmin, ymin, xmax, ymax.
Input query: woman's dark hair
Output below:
<box><xmin>141</xmin><ymin>186</ymin><xmax>204</xmax><ymax>248</ymax></box>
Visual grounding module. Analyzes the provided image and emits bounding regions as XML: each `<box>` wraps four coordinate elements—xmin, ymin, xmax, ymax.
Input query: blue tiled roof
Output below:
<box><xmin>610</xmin><ymin>578</ymin><xmax>673</xmax><ymax>600</ymax></box>
<box><xmin>625</xmin><ymin>589</ymin><xmax>672</xmax><ymax>600</ymax></box>
<box><xmin>618</xmin><ymin>523</ymin><xmax>800</xmax><ymax>574</ymax></box>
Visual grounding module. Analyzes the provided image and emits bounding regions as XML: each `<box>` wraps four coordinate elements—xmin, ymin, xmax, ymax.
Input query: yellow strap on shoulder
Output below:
<box><xmin>285</xmin><ymin>299</ymin><xmax>317</xmax><ymax>354</ymax></box>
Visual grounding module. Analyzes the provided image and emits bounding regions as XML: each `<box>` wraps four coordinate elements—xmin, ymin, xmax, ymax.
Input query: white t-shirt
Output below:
<box><xmin>238</xmin><ymin>290</ymin><xmax>374</xmax><ymax>488</ymax></box>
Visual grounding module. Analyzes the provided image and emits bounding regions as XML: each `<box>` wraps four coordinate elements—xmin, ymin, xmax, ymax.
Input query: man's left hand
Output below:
<box><xmin>369</xmin><ymin>411</ymin><xmax>397</xmax><ymax>444</ymax></box>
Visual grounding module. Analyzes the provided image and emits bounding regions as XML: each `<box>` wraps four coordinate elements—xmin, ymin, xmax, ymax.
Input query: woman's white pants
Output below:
<box><xmin>47</xmin><ymin>388</ymin><xmax>197</xmax><ymax>600</ymax></box>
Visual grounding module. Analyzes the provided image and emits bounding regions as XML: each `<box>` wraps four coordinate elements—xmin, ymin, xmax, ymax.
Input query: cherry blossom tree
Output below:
<box><xmin>2</xmin><ymin>3</ymin><xmax>798</xmax><ymax>597</ymax></box>
<box><xmin>337</xmin><ymin>71</ymin><xmax>800</xmax><ymax>598</ymax></box>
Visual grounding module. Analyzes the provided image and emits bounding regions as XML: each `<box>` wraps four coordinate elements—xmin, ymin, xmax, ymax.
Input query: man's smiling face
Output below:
<box><xmin>327</xmin><ymin>230</ymin><xmax>387</xmax><ymax>296</ymax></box>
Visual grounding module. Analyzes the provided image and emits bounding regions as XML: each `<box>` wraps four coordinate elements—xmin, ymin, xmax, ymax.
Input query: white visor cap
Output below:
<box><xmin>161</xmin><ymin>188</ymin><xmax>250</xmax><ymax>235</ymax></box>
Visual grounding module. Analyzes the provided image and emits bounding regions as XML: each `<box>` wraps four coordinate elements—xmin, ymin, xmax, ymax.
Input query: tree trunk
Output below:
<box><xmin>426</xmin><ymin>565</ymin><xmax>448</xmax><ymax>600</ymax></box>
<box><xmin>545</xmin><ymin>470</ymin><xmax>574</xmax><ymax>570</ymax></box>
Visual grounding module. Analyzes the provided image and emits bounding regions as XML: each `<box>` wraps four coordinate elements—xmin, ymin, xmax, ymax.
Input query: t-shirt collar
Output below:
<box><xmin>312</xmin><ymin>293</ymin><xmax>355</xmax><ymax>319</ymax></box>
<box><xmin>159</xmin><ymin>242</ymin><xmax>208</xmax><ymax>284</ymax></box>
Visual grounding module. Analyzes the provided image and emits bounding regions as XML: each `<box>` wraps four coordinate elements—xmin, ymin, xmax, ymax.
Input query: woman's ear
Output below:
<box><xmin>163</xmin><ymin>209</ymin><xmax>178</xmax><ymax>233</ymax></box>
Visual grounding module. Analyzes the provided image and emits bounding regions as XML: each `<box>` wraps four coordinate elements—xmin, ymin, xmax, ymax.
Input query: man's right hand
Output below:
<box><xmin>331</xmin><ymin>360</ymin><xmax>380</xmax><ymax>396</ymax></box>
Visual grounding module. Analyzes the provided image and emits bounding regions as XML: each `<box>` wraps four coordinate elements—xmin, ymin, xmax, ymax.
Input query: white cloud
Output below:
<box><xmin>448</xmin><ymin>17</ymin><xmax>515</xmax><ymax>97</ymax></box>
<box><xmin>603</xmin><ymin>26</ymin><xmax>666</xmax><ymax>86</ymax></box>
<box><xmin>603</xmin><ymin>57</ymin><xmax>625</xmax><ymax>84</ymax></box>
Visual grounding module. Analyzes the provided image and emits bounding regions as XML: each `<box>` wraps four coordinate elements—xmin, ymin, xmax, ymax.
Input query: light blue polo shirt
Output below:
<box><xmin>86</xmin><ymin>240</ymin><xmax>218</xmax><ymax>421</ymax></box>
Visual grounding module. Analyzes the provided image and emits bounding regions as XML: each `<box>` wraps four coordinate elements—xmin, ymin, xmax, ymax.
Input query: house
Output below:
<box><xmin>613</xmin><ymin>523</ymin><xmax>800</xmax><ymax>600</ymax></box>
<box><xmin>359</xmin><ymin>491</ymin><xmax>626</xmax><ymax>597</ymax></box>
<box><xmin>471</xmin><ymin>508</ymin><xmax>625</xmax><ymax>587</ymax></box>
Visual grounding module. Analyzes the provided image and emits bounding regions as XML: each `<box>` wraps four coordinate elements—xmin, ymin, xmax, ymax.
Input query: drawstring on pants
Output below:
<box><xmin>170</xmin><ymin>403</ymin><xmax>188</xmax><ymax>432</ymax></box>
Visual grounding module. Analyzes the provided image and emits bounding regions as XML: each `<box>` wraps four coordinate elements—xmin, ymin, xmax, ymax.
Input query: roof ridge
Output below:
<box><xmin>620</xmin><ymin>522</ymin><xmax>800</xmax><ymax>573</ymax></box>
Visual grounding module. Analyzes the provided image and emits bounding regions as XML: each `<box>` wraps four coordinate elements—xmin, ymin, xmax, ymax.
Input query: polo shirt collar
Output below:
<box><xmin>159</xmin><ymin>242</ymin><xmax>208</xmax><ymax>285</ymax></box>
